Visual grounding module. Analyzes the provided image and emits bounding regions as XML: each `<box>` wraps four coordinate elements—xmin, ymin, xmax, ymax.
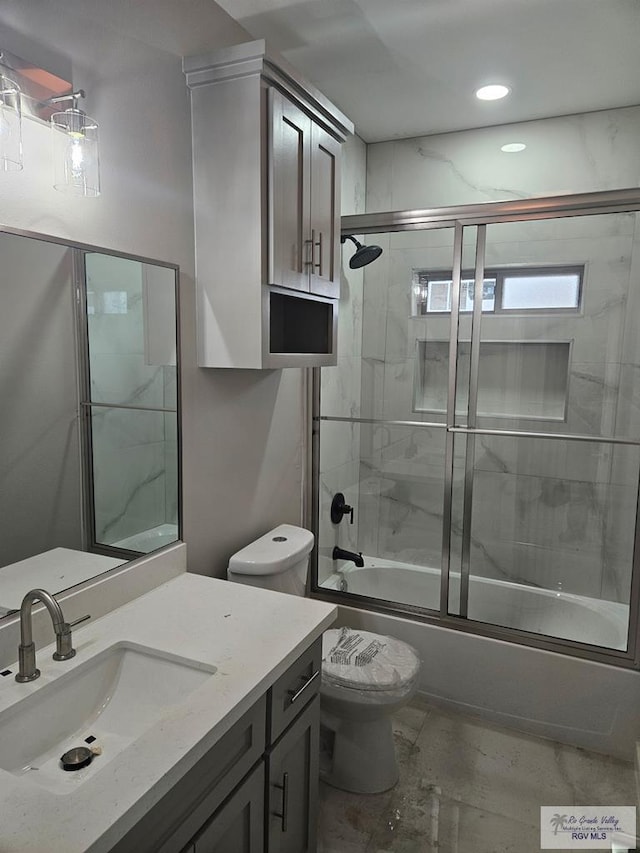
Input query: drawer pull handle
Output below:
<box><xmin>274</xmin><ymin>771</ymin><xmax>289</xmax><ymax>832</ymax></box>
<box><xmin>287</xmin><ymin>669</ymin><xmax>320</xmax><ymax>705</ymax></box>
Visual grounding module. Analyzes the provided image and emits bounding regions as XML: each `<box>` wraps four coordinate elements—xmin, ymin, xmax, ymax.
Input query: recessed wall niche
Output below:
<box><xmin>414</xmin><ymin>339</ymin><xmax>572</xmax><ymax>421</ymax></box>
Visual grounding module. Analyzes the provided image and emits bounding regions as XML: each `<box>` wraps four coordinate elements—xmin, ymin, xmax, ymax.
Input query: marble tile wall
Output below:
<box><xmin>320</xmin><ymin>106</ymin><xmax>640</xmax><ymax>608</ymax></box>
<box><xmin>86</xmin><ymin>253</ymin><xmax>178</xmax><ymax>545</ymax></box>
<box><xmin>366</xmin><ymin>106</ymin><xmax>640</xmax><ymax>213</ymax></box>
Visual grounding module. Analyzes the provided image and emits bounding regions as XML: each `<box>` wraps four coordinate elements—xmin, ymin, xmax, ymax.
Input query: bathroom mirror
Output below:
<box><xmin>0</xmin><ymin>228</ymin><xmax>180</xmax><ymax>615</ymax></box>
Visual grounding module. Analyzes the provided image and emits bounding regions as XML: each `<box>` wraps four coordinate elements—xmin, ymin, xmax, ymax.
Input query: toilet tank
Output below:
<box><xmin>227</xmin><ymin>524</ymin><xmax>314</xmax><ymax>596</ymax></box>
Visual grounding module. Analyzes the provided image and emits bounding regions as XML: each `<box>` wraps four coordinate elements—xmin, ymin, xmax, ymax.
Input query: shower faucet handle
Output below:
<box><xmin>331</xmin><ymin>492</ymin><xmax>354</xmax><ymax>525</ymax></box>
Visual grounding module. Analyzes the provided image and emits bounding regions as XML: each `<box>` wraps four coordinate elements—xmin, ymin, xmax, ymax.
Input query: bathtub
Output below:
<box><xmin>321</xmin><ymin>558</ymin><xmax>640</xmax><ymax>758</ymax></box>
<box><xmin>324</xmin><ymin>558</ymin><xmax>628</xmax><ymax>650</ymax></box>
<box><xmin>113</xmin><ymin>523</ymin><xmax>179</xmax><ymax>553</ymax></box>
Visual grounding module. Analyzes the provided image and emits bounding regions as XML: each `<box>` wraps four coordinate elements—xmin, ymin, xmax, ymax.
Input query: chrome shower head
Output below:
<box><xmin>341</xmin><ymin>235</ymin><xmax>383</xmax><ymax>269</ymax></box>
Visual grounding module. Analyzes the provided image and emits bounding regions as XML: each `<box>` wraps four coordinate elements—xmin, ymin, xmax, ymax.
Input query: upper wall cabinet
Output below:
<box><xmin>184</xmin><ymin>40</ymin><xmax>354</xmax><ymax>369</ymax></box>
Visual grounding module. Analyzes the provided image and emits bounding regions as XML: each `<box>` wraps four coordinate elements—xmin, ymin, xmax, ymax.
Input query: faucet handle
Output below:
<box><xmin>331</xmin><ymin>492</ymin><xmax>354</xmax><ymax>525</ymax></box>
<box><xmin>53</xmin><ymin>615</ymin><xmax>90</xmax><ymax>662</ymax></box>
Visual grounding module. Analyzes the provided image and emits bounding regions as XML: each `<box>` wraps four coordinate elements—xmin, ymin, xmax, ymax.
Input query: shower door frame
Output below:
<box><xmin>309</xmin><ymin>187</ymin><xmax>640</xmax><ymax>670</ymax></box>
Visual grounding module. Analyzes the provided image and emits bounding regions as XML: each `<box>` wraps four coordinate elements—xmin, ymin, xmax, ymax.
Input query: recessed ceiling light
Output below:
<box><xmin>501</xmin><ymin>142</ymin><xmax>526</xmax><ymax>153</ymax></box>
<box><xmin>476</xmin><ymin>84</ymin><xmax>510</xmax><ymax>101</ymax></box>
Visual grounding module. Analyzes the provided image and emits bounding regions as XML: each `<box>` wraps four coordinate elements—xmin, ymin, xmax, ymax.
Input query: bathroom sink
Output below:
<box><xmin>0</xmin><ymin>641</ymin><xmax>216</xmax><ymax>792</ymax></box>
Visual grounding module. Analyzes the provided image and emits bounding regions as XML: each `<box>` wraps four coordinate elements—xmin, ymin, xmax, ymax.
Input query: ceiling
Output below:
<box><xmin>213</xmin><ymin>0</ymin><xmax>640</xmax><ymax>143</ymax></box>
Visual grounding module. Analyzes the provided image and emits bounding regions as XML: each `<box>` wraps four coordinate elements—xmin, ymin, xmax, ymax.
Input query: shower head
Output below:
<box><xmin>341</xmin><ymin>235</ymin><xmax>383</xmax><ymax>269</ymax></box>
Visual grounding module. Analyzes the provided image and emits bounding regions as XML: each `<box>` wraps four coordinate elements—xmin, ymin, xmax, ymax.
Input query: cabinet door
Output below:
<box><xmin>267</xmin><ymin>694</ymin><xmax>320</xmax><ymax>853</ymax></box>
<box><xmin>270</xmin><ymin>89</ymin><xmax>312</xmax><ymax>293</ymax></box>
<box><xmin>309</xmin><ymin>123</ymin><xmax>341</xmax><ymax>299</ymax></box>
<box><xmin>110</xmin><ymin>697</ymin><xmax>266</xmax><ymax>853</ymax></box>
<box><xmin>193</xmin><ymin>764</ymin><xmax>265</xmax><ymax>853</ymax></box>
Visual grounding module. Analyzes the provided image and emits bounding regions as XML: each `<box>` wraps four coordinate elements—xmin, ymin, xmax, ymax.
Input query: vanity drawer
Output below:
<box><xmin>268</xmin><ymin>638</ymin><xmax>322</xmax><ymax>743</ymax></box>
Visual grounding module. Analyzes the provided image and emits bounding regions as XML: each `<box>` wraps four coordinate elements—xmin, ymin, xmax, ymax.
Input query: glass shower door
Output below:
<box><xmin>446</xmin><ymin>212</ymin><xmax>640</xmax><ymax>652</ymax></box>
<box><xmin>316</xmin><ymin>225</ymin><xmax>473</xmax><ymax>610</ymax></box>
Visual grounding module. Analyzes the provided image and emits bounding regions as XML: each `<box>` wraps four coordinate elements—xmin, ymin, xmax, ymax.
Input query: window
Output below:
<box><xmin>411</xmin><ymin>265</ymin><xmax>583</xmax><ymax>316</ymax></box>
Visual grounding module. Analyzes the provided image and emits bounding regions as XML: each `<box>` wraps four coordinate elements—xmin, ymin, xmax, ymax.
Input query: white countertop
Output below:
<box><xmin>0</xmin><ymin>573</ymin><xmax>336</xmax><ymax>853</ymax></box>
<box><xmin>0</xmin><ymin>549</ymin><xmax>126</xmax><ymax>614</ymax></box>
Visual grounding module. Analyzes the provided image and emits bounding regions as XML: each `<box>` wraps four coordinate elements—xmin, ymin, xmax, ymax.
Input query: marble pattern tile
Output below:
<box><xmin>321</xmin><ymin>356</ymin><xmax>362</xmax><ymax>419</ymax></box>
<box><xmin>318</xmin><ymin>699</ymin><xmax>637</xmax><ymax>853</ymax></box>
<box><xmin>359</xmin><ymin>358</ymin><xmax>386</xmax><ymax>421</ymax></box>
<box><xmin>365</xmin><ymin>107</ymin><xmax>640</xmax><ymax>213</ymax></box>
<box><xmin>89</xmin><ymin>354</ymin><xmax>167</xmax><ymax>409</ymax></box>
<box><xmin>93</xmin><ymin>442</ymin><xmax>167</xmax><ymax>543</ymax></box>
<box><xmin>320</xmin><ymin>419</ymin><xmax>362</xmax><ymax>474</ymax></box>
<box><xmin>341</xmin><ymin>133</ymin><xmax>367</xmax><ymax>218</ymax></box>
<box><xmin>318</xmin><ymin>459</ymin><xmax>361</xmax><ymax>585</ymax></box>
<box><xmin>91</xmin><ymin>407</ymin><xmax>173</xmax><ymax>543</ymax></box>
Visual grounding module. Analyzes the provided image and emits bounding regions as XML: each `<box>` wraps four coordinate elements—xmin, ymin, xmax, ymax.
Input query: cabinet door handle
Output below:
<box><xmin>274</xmin><ymin>771</ymin><xmax>289</xmax><ymax>832</ymax></box>
<box><xmin>314</xmin><ymin>231</ymin><xmax>323</xmax><ymax>276</ymax></box>
<box><xmin>287</xmin><ymin>669</ymin><xmax>320</xmax><ymax>705</ymax></box>
<box><xmin>304</xmin><ymin>231</ymin><xmax>315</xmax><ymax>268</ymax></box>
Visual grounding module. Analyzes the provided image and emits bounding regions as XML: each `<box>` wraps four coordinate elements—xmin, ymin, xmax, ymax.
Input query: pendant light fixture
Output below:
<box><xmin>0</xmin><ymin>54</ymin><xmax>23</xmax><ymax>171</ymax></box>
<box><xmin>49</xmin><ymin>89</ymin><xmax>100</xmax><ymax>197</ymax></box>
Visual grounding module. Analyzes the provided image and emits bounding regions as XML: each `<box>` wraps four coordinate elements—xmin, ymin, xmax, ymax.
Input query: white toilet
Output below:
<box><xmin>227</xmin><ymin>523</ymin><xmax>421</xmax><ymax>794</ymax></box>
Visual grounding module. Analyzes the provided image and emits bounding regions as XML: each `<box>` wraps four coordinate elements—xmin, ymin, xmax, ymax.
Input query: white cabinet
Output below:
<box><xmin>184</xmin><ymin>40</ymin><xmax>353</xmax><ymax>369</ymax></box>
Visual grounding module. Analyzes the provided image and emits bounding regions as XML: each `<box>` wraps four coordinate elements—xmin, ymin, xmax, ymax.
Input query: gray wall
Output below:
<box><xmin>0</xmin><ymin>233</ymin><xmax>81</xmax><ymax>565</ymax></box>
<box><xmin>0</xmin><ymin>1</ymin><xmax>306</xmax><ymax>577</ymax></box>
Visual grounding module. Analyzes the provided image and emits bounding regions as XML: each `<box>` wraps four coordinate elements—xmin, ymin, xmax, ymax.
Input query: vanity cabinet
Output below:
<box><xmin>190</xmin><ymin>764</ymin><xmax>265</xmax><ymax>853</ymax></box>
<box><xmin>267</xmin><ymin>696</ymin><xmax>319</xmax><ymax>853</ymax></box>
<box><xmin>183</xmin><ymin>40</ymin><xmax>353</xmax><ymax>369</ymax></box>
<box><xmin>110</xmin><ymin>638</ymin><xmax>322</xmax><ymax>853</ymax></box>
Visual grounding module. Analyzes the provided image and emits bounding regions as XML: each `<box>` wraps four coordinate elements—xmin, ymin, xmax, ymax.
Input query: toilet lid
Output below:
<box><xmin>322</xmin><ymin>628</ymin><xmax>420</xmax><ymax>692</ymax></box>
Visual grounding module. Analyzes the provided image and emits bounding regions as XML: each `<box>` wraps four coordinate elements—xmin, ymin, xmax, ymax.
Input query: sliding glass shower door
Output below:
<box><xmin>316</xmin><ymin>224</ymin><xmax>465</xmax><ymax>610</ymax></box>
<box><xmin>446</xmin><ymin>213</ymin><xmax>640</xmax><ymax>653</ymax></box>
<box><xmin>314</xmin><ymin>190</ymin><xmax>640</xmax><ymax>665</ymax></box>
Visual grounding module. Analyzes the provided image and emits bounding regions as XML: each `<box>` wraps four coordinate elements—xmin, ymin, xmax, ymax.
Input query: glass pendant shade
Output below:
<box><xmin>0</xmin><ymin>71</ymin><xmax>23</xmax><ymax>171</ymax></box>
<box><xmin>51</xmin><ymin>108</ymin><xmax>100</xmax><ymax>197</ymax></box>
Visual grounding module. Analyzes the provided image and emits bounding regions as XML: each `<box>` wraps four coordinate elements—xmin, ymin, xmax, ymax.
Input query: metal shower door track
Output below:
<box><xmin>341</xmin><ymin>187</ymin><xmax>640</xmax><ymax>234</ymax></box>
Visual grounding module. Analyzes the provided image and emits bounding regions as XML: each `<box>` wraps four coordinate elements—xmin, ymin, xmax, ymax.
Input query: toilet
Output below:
<box><xmin>227</xmin><ymin>523</ymin><xmax>421</xmax><ymax>793</ymax></box>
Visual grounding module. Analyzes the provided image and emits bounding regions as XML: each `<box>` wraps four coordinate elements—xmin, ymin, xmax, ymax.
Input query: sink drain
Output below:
<box><xmin>60</xmin><ymin>746</ymin><xmax>93</xmax><ymax>772</ymax></box>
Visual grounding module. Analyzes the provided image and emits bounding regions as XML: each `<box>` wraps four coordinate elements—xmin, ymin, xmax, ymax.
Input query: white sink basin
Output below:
<box><xmin>0</xmin><ymin>641</ymin><xmax>216</xmax><ymax>792</ymax></box>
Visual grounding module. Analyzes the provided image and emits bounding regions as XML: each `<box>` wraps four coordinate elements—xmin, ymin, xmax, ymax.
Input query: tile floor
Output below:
<box><xmin>317</xmin><ymin>697</ymin><xmax>637</xmax><ymax>853</ymax></box>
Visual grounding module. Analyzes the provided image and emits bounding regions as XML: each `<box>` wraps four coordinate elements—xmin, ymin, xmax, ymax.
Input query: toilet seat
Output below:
<box><xmin>322</xmin><ymin>628</ymin><xmax>420</xmax><ymax>694</ymax></box>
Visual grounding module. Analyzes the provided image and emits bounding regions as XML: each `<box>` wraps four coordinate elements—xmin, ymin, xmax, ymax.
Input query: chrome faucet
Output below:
<box><xmin>15</xmin><ymin>589</ymin><xmax>90</xmax><ymax>683</ymax></box>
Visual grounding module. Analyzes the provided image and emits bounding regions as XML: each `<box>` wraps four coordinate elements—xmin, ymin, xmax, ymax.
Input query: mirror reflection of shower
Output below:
<box><xmin>341</xmin><ymin>234</ymin><xmax>383</xmax><ymax>268</ymax></box>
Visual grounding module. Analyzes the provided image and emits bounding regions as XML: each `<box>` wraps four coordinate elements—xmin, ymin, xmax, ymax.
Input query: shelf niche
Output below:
<box><xmin>414</xmin><ymin>339</ymin><xmax>572</xmax><ymax>422</ymax></box>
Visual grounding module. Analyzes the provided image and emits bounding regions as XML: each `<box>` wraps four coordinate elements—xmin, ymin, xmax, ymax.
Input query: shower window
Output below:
<box><xmin>411</xmin><ymin>264</ymin><xmax>583</xmax><ymax>316</ymax></box>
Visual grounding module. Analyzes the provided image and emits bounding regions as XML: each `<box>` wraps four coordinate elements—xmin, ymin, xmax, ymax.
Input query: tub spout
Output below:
<box><xmin>332</xmin><ymin>546</ymin><xmax>364</xmax><ymax>568</ymax></box>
